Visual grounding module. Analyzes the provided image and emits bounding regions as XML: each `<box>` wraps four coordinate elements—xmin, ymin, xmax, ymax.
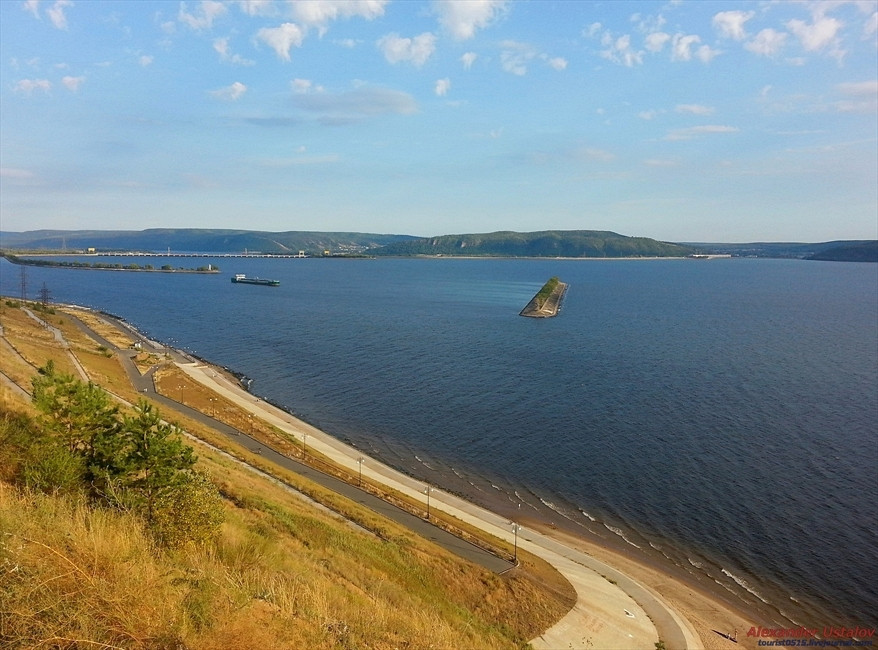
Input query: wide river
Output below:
<box><xmin>2</xmin><ymin>255</ymin><xmax>876</xmax><ymax>627</ymax></box>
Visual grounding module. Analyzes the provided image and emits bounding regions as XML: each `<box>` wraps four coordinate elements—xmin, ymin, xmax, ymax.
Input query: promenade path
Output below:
<box><xmin>62</xmin><ymin>307</ymin><xmax>703</xmax><ymax>650</ymax></box>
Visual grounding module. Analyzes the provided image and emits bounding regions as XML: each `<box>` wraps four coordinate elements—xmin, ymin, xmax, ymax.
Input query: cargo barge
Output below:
<box><xmin>231</xmin><ymin>274</ymin><xmax>280</xmax><ymax>286</ymax></box>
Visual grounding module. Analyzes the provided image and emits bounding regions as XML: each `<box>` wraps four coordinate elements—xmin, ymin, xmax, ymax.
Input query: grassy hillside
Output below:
<box><xmin>372</xmin><ymin>230</ymin><xmax>694</xmax><ymax>258</ymax></box>
<box><xmin>0</xmin><ymin>300</ymin><xmax>574</xmax><ymax>649</ymax></box>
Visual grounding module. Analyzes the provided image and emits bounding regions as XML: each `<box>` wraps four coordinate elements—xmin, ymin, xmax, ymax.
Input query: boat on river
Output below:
<box><xmin>231</xmin><ymin>274</ymin><xmax>280</xmax><ymax>286</ymax></box>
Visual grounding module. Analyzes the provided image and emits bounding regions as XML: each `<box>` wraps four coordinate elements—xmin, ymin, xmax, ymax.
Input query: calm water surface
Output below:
<box><xmin>3</xmin><ymin>256</ymin><xmax>876</xmax><ymax>626</ymax></box>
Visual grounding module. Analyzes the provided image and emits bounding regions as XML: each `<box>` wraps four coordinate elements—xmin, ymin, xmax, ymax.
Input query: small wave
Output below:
<box><xmin>688</xmin><ymin>557</ymin><xmax>704</xmax><ymax>569</ymax></box>
<box><xmin>467</xmin><ymin>480</ymin><xmax>484</xmax><ymax>492</ymax></box>
<box><xmin>514</xmin><ymin>491</ymin><xmax>540</xmax><ymax>511</ymax></box>
<box><xmin>414</xmin><ymin>455</ymin><xmax>434</xmax><ymax>470</ymax></box>
<box><xmin>778</xmin><ymin>611</ymin><xmax>805</xmax><ymax>628</ymax></box>
<box><xmin>713</xmin><ymin>578</ymin><xmax>741</xmax><ymax>597</ymax></box>
<box><xmin>580</xmin><ymin>509</ymin><xmax>597</xmax><ymax>522</ymax></box>
<box><xmin>451</xmin><ymin>467</ymin><xmax>464</xmax><ymax>479</ymax></box>
<box><xmin>721</xmin><ymin>568</ymin><xmax>770</xmax><ymax>604</ymax></box>
<box><xmin>603</xmin><ymin>524</ymin><xmax>642</xmax><ymax>549</ymax></box>
<box><xmin>491</xmin><ymin>483</ymin><xmax>502</xmax><ymax>491</ymax></box>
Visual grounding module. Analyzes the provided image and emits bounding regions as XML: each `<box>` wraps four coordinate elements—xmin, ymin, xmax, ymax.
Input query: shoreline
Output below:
<box><xmin>7</xmin><ymin>295</ymin><xmax>861</xmax><ymax>646</ymax></box>
<box><xmin>60</xmin><ymin>302</ymin><xmax>801</xmax><ymax>649</ymax></box>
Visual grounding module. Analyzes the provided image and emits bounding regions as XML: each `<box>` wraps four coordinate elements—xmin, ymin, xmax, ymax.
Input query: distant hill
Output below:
<box><xmin>806</xmin><ymin>241</ymin><xmax>878</xmax><ymax>262</ymax></box>
<box><xmin>0</xmin><ymin>229</ymin><xmax>416</xmax><ymax>255</ymax></box>
<box><xmin>371</xmin><ymin>230</ymin><xmax>695</xmax><ymax>258</ymax></box>
<box><xmin>3</xmin><ymin>229</ymin><xmax>873</xmax><ymax>261</ymax></box>
<box><xmin>688</xmin><ymin>240</ymin><xmax>877</xmax><ymax>260</ymax></box>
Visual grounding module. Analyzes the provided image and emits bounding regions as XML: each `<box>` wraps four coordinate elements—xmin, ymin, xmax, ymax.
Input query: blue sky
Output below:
<box><xmin>1</xmin><ymin>0</ymin><xmax>876</xmax><ymax>241</ymax></box>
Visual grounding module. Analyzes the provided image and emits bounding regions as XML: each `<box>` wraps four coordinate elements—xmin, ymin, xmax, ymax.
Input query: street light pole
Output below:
<box><xmin>511</xmin><ymin>523</ymin><xmax>520</xmax><ymax>564</ymax></box>
<box><xmin>424</xmin><ymin>486</ymin><xmax>434</xmax><ymax>520</ymax></box>
<box><xmin>357</xmin><ymin>457</ymin><xmax>364</xmax><ymax>487</ymax></box>
<box><xmin>302</xmin><ymin>433</ymin><xmax>308</xmax><ymax>459</ymax></box>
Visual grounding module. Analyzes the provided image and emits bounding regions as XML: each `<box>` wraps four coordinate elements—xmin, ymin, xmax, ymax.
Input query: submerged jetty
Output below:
<box><xmin>520</xmin><ymin>277</ymin><xmax>568</xmax><ymax>318</ymax></box>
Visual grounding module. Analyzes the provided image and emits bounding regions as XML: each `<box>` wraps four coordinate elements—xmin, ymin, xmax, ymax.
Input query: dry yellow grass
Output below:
<box><xmin>66</xmin><ymin>308</ymin><xmax>136</xmax><ymax>349</ymax></box>
<box><xmin>0</xmin><ymin>306</ymin><xmax>78</xmax><ymax>378</ymax></box>
<box><xmin>0</xmin><ymin>301</ymin><xmax>574</xmax><ymax>649</ymax></box>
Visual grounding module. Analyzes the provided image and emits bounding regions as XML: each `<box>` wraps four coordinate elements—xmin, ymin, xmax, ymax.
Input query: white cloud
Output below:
<box><xmin>292</xmin><ymin>78</ymin><xmax>312</xmax><ymax>93</ymax></box>
<box><xmin>236</xmin><ymin>0</ymin><xmax>273</xmax><ymax>16</ymax></box>
<box><xmin>644</xmin><ymin>31</ymin><xmax>670</xmax><ymax>53</ymax></box>
<box><xmin>543</xmin><ymin>55</ymin><xmax>568</xmax><ymax>71</ymax></box>
<box><xmin>578</xmin><ymin>147</ymin><xmax>615</xmax><ymax>162</ymax></box>
<box><xmin>676</xmin><ymin>104</ymin><xmax>714</xmax><ymax>115</ymax></box>
<box><xmin>583</xmin><ymin>22</ymin><xmax>602</xmax><ymax>38</ymax></box>
<box><xmin>179</xmin><ymin>1</ymin><xmax>227</xmax><ymax>31</ymax></box>
<box><xmin>435</xmin><ymin>78</ymin><xmax>451</xmax><ymax>96</ymax></box>
<box><xmin>434</xmin><ymin>0</ymin><xmax>507</xmax><ymax>40</ymax></box>
<box><xmin>643</xmin><ymin>158</ymin><xmax>678</xmax><ymax>167</ymax></box>
<box><xmin>638</xmin><ymin>109</ymin><xmax>658</xmax><ymax>120</ymax></box>
<box><xmin>336</xmin><ymin>38</ymin><xmax>358</xmax><ymax>48</ymax></box>
<box><xmin>257</xmin><ymin>23</ymin><xmax>306</xmax><ymax>61</ymax></box>
<box><xmin>292</xmin><ymin>0</ymin><xmax>387</xmax><ymax>33</ymax></box>
<box><xmin>865</xmin><ymin>12</ymin><xmax>877</xmax><ymax>38</ymax></box>
<box><xmin>14</xmin><ymin>78</ymin><xmax>51</xmax><ymax>94</ymax></box>
<box><xmin>461</xmin><ymin>52</ymin><xmax>477</xmax><ymax>69</ymax></box>
<box><xmin>696</xmin><ymin>44</ymin><xmax>720</xmax><ymax>63</ymax></box>
<box><xmin>834</xmin><ymin>80</ymin><xmax>878</xmax><ymax>113</ymax></box>
<box><xmin>786</xmin><ymin>16</ymin><xmax>842</xmax><ymax>52</ymax></box>
<box><xmin>745</xmin><ymin>28</ymin><xmax>788</xmax><ymax>57</ymax></box>
<box><xmin>0</xmin><ymin>167</ymin><xmax>36</xmax><ymax>179</ymax></box>
<box><xmin>500</xmin><ymin>40</ymin><xmax>536</xmax><ymax>75</ymax></box>
<box><xmin>377</xmin><ymin>32</ymin><xmax>436</xmax><ymax>66</ymax></box>
<box><xmin>293</xmin><ymin>85</ymin><xmax>417</xmax><ymax>124</ymax></box>
<box><xmin>837</xmin><ymin>80</ymin><xmax>878</xmax><ymax>96</ymax></box>
<box><xmin>712</xmin><ymin>10</ymin><xmax>754</xmax><ymax>41</ymax></box>
<box><xmin>665</xmin><ymin>124</ymin><xmax>739</xmax><ymax>141</ymax></box>
<box><xmin>22</xmin><ymin>0</ymin><xmax>40</xmax><ymax>19</ymax></box>
<box><xmin>600</xmin><ymin>33</ymin><xmax>643</xmax><ymax>67</ymax></box>
<box><xmin>291</xmin><ymin>78</ymin><xmax>324</xmax><ymax>94</ymax></box>
<box><xmin>47</xmin><ymin>0</ymin><xmax>72</xmax><ymax>30</ymax></box>
<box><xmin>210</xmin><ymin>81</ymin><xmax>247</xmax><ymax>101</ymax></box>
<box><xmin>671</xmin><ymin>34</ymin><xmax>701</xmax><ymax>61</ymax></box>
<box><xmin>139</xmin><ymin>55</ymin><xmax>154</xmax><ymax>67</ymax></box>
<box><xmin>213</xmin><ymin>37</ymin><xmax>255</xmax><ymax>65</ymax></box>
<box><xmin>61</xmin><ymin>75</ymin><xmax>85</xmax><ymax>91</ymax></box>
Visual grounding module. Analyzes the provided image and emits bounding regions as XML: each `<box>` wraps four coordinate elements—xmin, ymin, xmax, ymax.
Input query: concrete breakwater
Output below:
<box><xmin>520</xmin><ymin>277</ymin><xmax>568</xmax><ymax>318</ymax></box>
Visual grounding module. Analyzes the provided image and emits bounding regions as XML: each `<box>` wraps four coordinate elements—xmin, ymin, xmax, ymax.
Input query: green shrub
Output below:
<box><xmin>151</xmin><ymin>469</ymin><xmax>224</xmax><ymax>549</ymax></box>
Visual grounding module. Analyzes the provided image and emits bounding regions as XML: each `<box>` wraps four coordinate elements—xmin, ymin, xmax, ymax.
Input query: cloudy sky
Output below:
<box><xmin>1</xmin><ymin>0</ymin><xmax>876</xmax><ymax>241</ymax></box>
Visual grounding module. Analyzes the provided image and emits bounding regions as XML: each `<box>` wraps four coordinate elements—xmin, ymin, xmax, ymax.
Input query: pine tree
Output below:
<box><xmin>117</xmin><ymin>400</ymin><xmax>196</xmax><ymax>520</ymax></box>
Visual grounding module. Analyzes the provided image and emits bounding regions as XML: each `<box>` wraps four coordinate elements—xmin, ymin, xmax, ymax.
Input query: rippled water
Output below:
<box><xmin>3</xmin><ymin>256</ymin><xmax>876</xmax><ymax>626</ymax></box>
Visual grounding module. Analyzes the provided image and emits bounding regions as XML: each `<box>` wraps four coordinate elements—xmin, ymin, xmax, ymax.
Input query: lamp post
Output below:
<box><xmin>511</xmin><ymin>523</ymin><xmax>521</xmax><ymax>564</ymax></box>
<box><xmin>357</xmin><ymin>457</ymin><xmax>365</xmax><ymax>487</ymax></box>
<box><xmin>177</xmin><ymin>384</ymin><xmax>183</xmax><ymax>403</ymax></box>
<box><xmin>424</xmin><ymin>486</ymin><xmax>434</xmax><ymax>520</ymax></box>
<box><xmin>302</xmin><ymin>433</ymin><xmax>308</xmax><ymax>459</ymax></box>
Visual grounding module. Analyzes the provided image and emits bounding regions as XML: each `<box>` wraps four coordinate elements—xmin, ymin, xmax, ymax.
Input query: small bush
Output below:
<box><xmin>151</xmin><ymin>469</ymin><xmax>224</xmax><ymax>549</ymax></box>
